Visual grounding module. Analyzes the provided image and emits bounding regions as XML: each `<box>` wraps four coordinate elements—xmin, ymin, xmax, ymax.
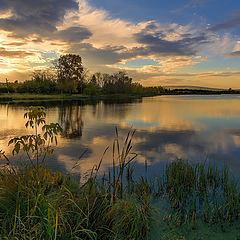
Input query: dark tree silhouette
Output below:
<box><xmin>102</xmin><ymin>71</ymin><xmax>132</xmax><ymax>94</ymax></box>
<box><xmin>55</xmin><ymin>54</ymin><xmax>84</xmax><ymax>94</ymax></box>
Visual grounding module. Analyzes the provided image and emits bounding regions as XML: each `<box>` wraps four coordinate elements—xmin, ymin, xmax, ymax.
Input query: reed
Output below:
<box><xmin>1</xmin><ymin>150</ymin><xmax>240</xmax><ymax>239</ymax></box>
<box><xmin>1</xmin><ymin>106</ymin><xmax>240</xmax><ymax>239</ymax></box>
<box><xmin>0</xmin><ymin>128</ymin><xmax>151</xmax><ymax>239</ymax></box>
<box><xmin>158</xmin><ymin>159</ymin><xmax>240</xmax><ymax>227</ymax></box>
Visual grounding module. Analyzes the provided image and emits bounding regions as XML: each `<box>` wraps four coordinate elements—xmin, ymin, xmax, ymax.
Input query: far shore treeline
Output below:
<box><xmin>0</xmin><ymin>54</ymin><xmax>166</xmax><ymax>96</ymax></box>
<box><xmin>0</xmin><ymin>54</ymin><xmax>239</xmax><ymax>96</ymax></box>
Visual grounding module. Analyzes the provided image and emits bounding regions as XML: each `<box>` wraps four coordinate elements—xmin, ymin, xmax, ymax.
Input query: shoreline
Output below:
<box><xmin>0</xmin><ymin>93</ymin><xmax>146</xmax><ymax>102</ymax></box>
<box><xmin>0</xmin><ymin>92</ymin><xmax>240</xmax><ymax>103</ymax></box>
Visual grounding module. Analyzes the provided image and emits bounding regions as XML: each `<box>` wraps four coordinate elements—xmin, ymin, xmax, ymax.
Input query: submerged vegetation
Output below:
<box><xmin>1</xmin><ymin>107</ymin><xmax>240</xmax><ymax>239</ymax></box>
<box><xmin>161</xmin><ymin>161</ymin><xmax>240</xmax><ymax>224</ymax></box>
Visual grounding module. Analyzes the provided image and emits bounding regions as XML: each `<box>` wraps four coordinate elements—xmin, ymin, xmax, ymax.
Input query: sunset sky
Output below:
<box><xmin>0</xmin><ymin>0</ymin><xmax>240</xmax><ymax>88</ymax></box>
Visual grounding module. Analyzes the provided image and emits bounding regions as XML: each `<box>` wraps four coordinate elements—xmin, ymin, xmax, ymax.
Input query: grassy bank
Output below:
<box><xmin>1</xmin><ymin>159</ymin><xmax>240</xmax><ymax>239</ymax></box>
<box><xmin>0</xmin><ymin>166</ymin><xmax>151</xmax><ymax>239</ymax></box>
<box><xmin>0</xmin><ymin>127</ymin><xmax>151</xmax><ymax>240</ymax></box>
<box><xmin>0</xmin><ymin>93</ymin><xmax>91</xmax><ymax>102</ymax></box>
<box><xmin>0</xmin><ymin>93</ymin><xmax>153</xmax><ymax>102</ymax></box>
<box><xmin>1</xmin><ymin>91</ymin><xmax>239</xmax><ymax>103</ymax></box>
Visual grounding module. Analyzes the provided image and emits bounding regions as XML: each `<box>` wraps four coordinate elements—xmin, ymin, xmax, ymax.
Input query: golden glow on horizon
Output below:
<box><xmin>0</xmin><ymin>0</ymin><xmax>239</xmax><ymax>88</ymax></box>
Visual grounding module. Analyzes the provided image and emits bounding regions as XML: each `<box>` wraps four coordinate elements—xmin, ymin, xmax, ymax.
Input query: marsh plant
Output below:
<box><xmin>155</xmin><ymin>160</ymin><xmax>240</xmax><ymax>229</ymax></box>
<box><xmin>87</xmin><ymin>127</ymin><xmax>151</xmax><ymax>239</ymax></box>
<box><xmin>0</xmin><ymin>107</ymin><xmax>151</xmax><ymax>239</ymax></box>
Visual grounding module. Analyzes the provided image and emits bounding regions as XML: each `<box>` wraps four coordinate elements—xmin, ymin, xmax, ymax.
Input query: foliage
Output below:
<box><xmin>0</xmin><ymin>53</ymin><xmax>168</xmax><ymax>96</ymax></box>
<box><xmin>55</xmin><ymin>54</ymin><xmax>84</xmax><ymax>94</ymax></box>
<box><xmin>1</xmin><ymin>53</ymin><xmax>240</xmax><ymax>96</ymax></box>
<box><xmin>83</xmin><ymin>82</ymin><xmax>98</xmax><ymax>96</ymax></box>
<box><xmin>102</xmin><ymin>71</ymin><xmax>132</xmax><ymax>94</ymax></box>
<box><xmin>8</xmin><ymin>106</ymin><xmax>62</xmax><ymax>169</ymax></box>
<box><xmin>16</xmin><ymin>70</ymin><xmax>57</xmax><ymax>94</ymax></box>
<box><xmin>0</xmin><ymin>82</ymin><xmax>19</xmax><ymax>93</ymax></box>
<box><xmin>90</xmin><ymin>74</ymin><xmax>97</xmax><ymax>85</ymax></box>
<box><xmin>0</xmin><ymin>111</ymin><xmax>151</xmax><ymax>239</ymax></box>
<box><xmin>0</xmin><ymin>166</ymin><xmax>105</xmax><ymax>239</ymax></box>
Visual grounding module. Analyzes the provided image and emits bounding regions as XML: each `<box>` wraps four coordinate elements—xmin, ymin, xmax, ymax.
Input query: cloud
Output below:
<box><xmin>0</xmin><ymin>0</ymin><xmax>214</xmax><ymax>65</ymax></box>
<box><xmin>2</xmin><ymin>41</ymin><xmax>26</xmax><ymax>46</ymax></box>
<box><xmin>172</xmin><ymin>0</ymin><xmax>213</xmax><ymax>13</ymax></box>
<box><xmin>54</xmin><ymin>26</ymin><xmax>92</xmax><ymax>42</ymax></box>
<box><xmin>209</xmin><ymin>15</ymin><xmax>240</xmax><ymax>31</ymax></box>
<box><xmin>0</xmin><ymin>69</ymin><xmax>30</xmax><ymax>80</ymax></box>
<box><xmin>0</xmin><ymin>0</ymin><xmax>78</xmax><ymax>38</ymax></box>
<box><xmin>225</xmin><ymin>50</ymin><xmax>240</xmax><ymax>57</ymax></box>
<box><xmin>66</xmin><ymin>19</ymin><xmax>213</xmax><ymax>73</ymax></box>
<box><xmin>135</xmin><ymin>30</ymin><xmax>210</xmax><ymax>56</ymax></box>
<box><xmin>0</xmin><ymin>0</ymin><xmax>237</xmax><ymax>89</ymax></box>
<box><xmin>116</xmin><ymin>56</ymin><xmax>204</xmax><ymax>74</ymax></box>
<box><xmin>68</xmin><ymin>43</ymin><xmax>126</xmax><ymax>65</ymax></box>
<box><xmin>63</xmin><ymin>0</ymin><xmax>142</xmax><ymax>48</ymax></box>
<box><xmin>0</xmin><ymin>47</ymin><xmax>34</xmax><ymax>58</ymax></box>
<box><xmin>121</xmin><ymin>68</ymin><xmax>240</xmax><ymax>88</ymax></box>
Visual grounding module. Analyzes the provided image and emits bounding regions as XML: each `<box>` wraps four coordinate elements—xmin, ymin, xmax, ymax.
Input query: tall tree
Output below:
<box><xmin>55</xmin><ymin>54</ymin><xmax>84</xmax><ymax>94</ymax></box>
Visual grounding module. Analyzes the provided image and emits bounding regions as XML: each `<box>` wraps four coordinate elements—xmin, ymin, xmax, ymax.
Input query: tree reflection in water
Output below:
<box><xmin>59</xmin><ymin>104</ymin><xmax>83</xmax><ymax>139</ymax></box>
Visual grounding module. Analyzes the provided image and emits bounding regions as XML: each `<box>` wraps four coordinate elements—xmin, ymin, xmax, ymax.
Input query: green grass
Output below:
<box><xmin>0</xmin><ymin>165</ymin><xmax>152</xmax><ymax>239</ymax></box>
<box><xmin>162</xmin><ymin>160</ymin><xmax>240</xmax><ymax>225</ymax></box>
<box><xmin>149</xmin><ymin>160</ymin><xmax>240</xmax><ymax>239</ymax></box>
<box><xmin>0</xmin><ymin>93</ymin><xmax>148</xmax><ymax>102</ymax></box>
<box><xmin>0</xmin><ymin>93</ymin><xmax>89</xmax><ymax>101</ymax></box>
<box><xmin>1</xmin><ymin>158</ymin><xmax>240</xmax><ymax>239</ymax></box>
<box><xmin>0</xmin><ymin>166</ymin><xmax>109</xmax><ymax>239</ymax></box>
<box><xmin>0</xmin><ymin>129</ymin><xmax>151</xmax><ymax>239</ymax></box>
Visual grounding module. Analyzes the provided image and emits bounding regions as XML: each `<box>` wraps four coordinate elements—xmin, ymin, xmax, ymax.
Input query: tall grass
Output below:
<box><xmin>86</xmin><ymin>128</ymin><xmax>151</xmax><ymax>239</ymax></box>
<box><xmin>2</xmin><ymin>144</ymin><xmax>240</xmax><ymax>239</ymax></box>
<box><xmin>1</xmin><ymin>149</ymin><xmax>240</xmax><ymax>239</ymax></box>
<box><xmin>0</xmin><ymin>129</ymin><xmax>152</xmax><ymax>240</ymax></box>
<box><xmin>157</xmin><ymin>159</ymin><xmax>240</xmax><ymax>227</ymax></box>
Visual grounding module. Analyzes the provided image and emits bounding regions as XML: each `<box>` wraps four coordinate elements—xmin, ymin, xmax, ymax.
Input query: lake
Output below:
<box><xmin>1</xmin><ymin>95</ymin><xmax>240</xmax><ymax>178</ymax></box>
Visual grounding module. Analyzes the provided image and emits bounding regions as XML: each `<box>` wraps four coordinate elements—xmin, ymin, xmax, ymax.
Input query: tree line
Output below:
<box><xmin>2</xmin><ymin>54</ymin><xmax>237</xmax><ymax>96</ymax></box>
<box><xmin>0</xmin><ymin>54</ymin><xmax>167</xmax><ymax>96</ymax></box>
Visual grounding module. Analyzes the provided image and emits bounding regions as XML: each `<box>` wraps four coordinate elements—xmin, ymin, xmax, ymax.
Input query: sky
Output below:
<box><xmin>0</xmin><ymin>0</ymin><xmax>240</xmax><ymax>88</ymax></box>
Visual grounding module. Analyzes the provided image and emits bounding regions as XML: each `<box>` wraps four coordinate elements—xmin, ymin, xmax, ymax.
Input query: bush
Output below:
<box><xmin>16</xmin><ymin>79</ymin><xmax>57</xmax><ymax>94</ymax></box>
<box><xmin>83</xmin><ymin>83</ymin><xmax>98</xmax><ymax>96</ymax></box>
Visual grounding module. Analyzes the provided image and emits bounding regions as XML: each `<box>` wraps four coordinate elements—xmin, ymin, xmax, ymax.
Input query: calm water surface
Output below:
<box><xmin>1</xmin><ymin>95</ymin><xmax>240</xmax><ymax>177</ymax></box>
